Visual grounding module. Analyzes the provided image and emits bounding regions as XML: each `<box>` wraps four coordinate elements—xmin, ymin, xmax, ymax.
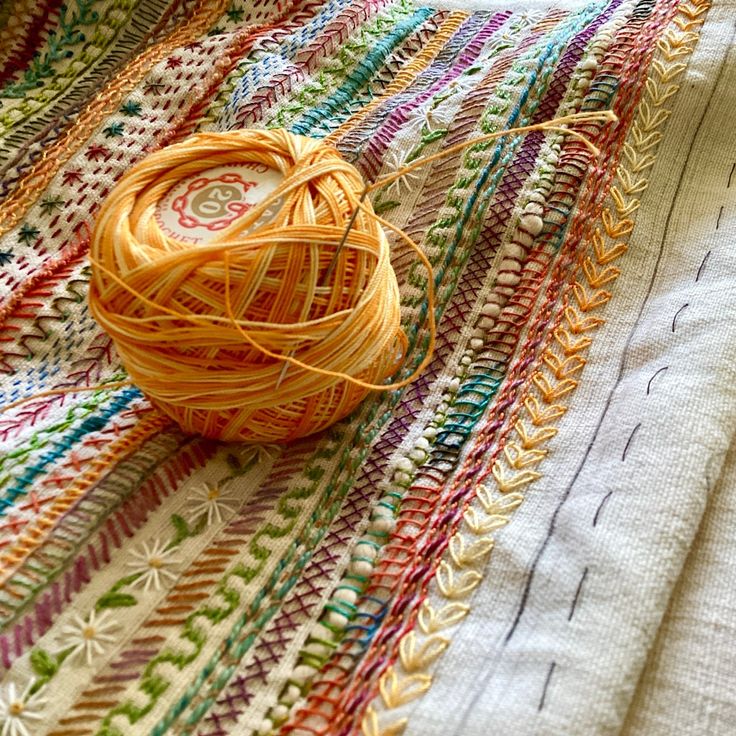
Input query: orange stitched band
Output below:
<box><xmin>0</xmin><ymin>412</ymin><xmax>171</xmax><ymax>586</ymax></box>
<box><xmin>0</xmin><ymin>0</ymin><xmax>230</xmax><ymax>236</ymax></box>
<box><xmin>325</xmin><ymin>11</ymin><xmax>470</xmax><ymax>144</ymax></box>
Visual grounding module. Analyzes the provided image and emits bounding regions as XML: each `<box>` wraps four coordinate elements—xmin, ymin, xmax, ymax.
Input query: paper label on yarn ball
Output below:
<box><xmin>155</xmin><ymin>163</ymin><xmax>284</xmax><ymax>244</ymax></box>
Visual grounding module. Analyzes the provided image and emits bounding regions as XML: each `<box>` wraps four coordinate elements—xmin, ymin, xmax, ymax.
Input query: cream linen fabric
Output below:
<box><xmin>398</xmin><ymin>1</ymin><xmax>736</xmax><ymax>734</ymax></box>
<box><xmin>622</xmin><ymin>432</ymin><xmax>736</xmax><ymax>734</ymax></box>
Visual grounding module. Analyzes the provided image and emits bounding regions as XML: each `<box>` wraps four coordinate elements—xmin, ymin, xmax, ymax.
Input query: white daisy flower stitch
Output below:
<box><xmin>232</xmin><ymin>443</ymin><xmax>280</xmax><ymax>467</ymax></box>
<box><xmin>425</xmin><ymin>101</ymin><xmax>455</xmax><ymax>131</ymax></box>
<box><xmin>399</xmin><ymin>111</ymin><xmax>427</xmax><ymax>139</ymax></box>
<box><xmin>187</xmin><ymin>481</ymin><xmax>239</xmax><ymax>525</ymax></box>
<box><xmin>59</xmin><ymin>609</ymin><xmax>119</xmax><ymax>665</ymax></box>
<box><xmin>0</xmin><ymin>680</ymin><xmax>46</xmax><ymax>736</ymax></box>
<box><xmin>383</xmin><ymin>147</ymin><xmax>421</xmax><ymax>197</ymax></box>
<box><xmin>126</xmin><ymin>538</ymin><xmax>181</xmax><ymax>592</ymax></box>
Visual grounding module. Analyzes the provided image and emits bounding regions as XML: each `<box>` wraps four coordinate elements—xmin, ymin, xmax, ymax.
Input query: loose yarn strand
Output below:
<box><xmin>365</xmin><ymin>110</ymin><xmax>616</xmax><ymax>195</ymax></box>
<box><xmin>0</xmin><ymin>380</ymin><xmax>134</xmax><ymax>414</ymax></box>
<box><xmin>2</xmin><ymin>110</ymin><xmax>617</xmax><ymax>440</ymax></box>
<box><xmin>271</xmin><ymin>109</ymin><xmax>616</xmax><ymax>388</ymax></box>
<box><xmin>222</xmin><ymin>249</ymin><xmax>421</xmax><ymax>391</ymax></box>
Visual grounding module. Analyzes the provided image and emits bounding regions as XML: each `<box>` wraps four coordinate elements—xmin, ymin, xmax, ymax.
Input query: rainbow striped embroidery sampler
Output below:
<box><xmin>2</xmin><ymin>0</ymin><xmax>735</xmax><ymax>735</ymax></box>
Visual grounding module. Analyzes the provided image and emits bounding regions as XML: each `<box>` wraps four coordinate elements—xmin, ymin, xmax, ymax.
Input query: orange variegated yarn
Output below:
<box><xmin>88</xmin><ymin>129</ymin><xmax>427</xmax><ymax>443</ymax></box>
<box><xmin>81</xmin><ymin>113</ymin><xmax>616</xmax><ymax>443</ymax></box>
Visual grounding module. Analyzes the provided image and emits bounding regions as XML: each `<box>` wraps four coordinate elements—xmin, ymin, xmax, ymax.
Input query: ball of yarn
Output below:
<box><xmin>89</xmin><ymin>129</ymin><xmax>407</xmax><ymax>443</ymax></box>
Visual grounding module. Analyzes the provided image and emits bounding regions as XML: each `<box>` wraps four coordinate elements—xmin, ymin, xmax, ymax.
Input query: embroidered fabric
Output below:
<box><xmin>0</xmin><ymin>0</ymin><xmax>732</xmax><ymax>734</ymax></box>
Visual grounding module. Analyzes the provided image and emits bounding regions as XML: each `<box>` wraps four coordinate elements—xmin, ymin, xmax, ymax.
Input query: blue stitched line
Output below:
<box><xmin>333</xmin><ymin>11</ymin><xmax>501</xmax><ymax>153</ymax></box>
<box><xmin>222</xmin><ymin>0</ymin><xmax>353</xmax><ymax>121</ymax></box>
<box><xmin>0</xmin><ymin>387</ymin><xmax>140</xmax><ymax>515</ymax></box>
<box><xmin>150</xmin><ymin>16</ymin><xmax>574</xmax><ymax>732</ymax></box>
<box><xmin>436</xmin><ymin>0</ymin><xmax>625</xmax><ymax>447</ymax></box>
<box><xmin>141</xmin><ymin>3</ymin><xmax>610</xmax><ymax>733</ymax></box>
<box><xmin>352</xmin><ymin>0</ymin><xmax>610</xmax><ymax>646</ymax></box>
<box><xmin>150</xmin><ymin>6</ymin><xmax>600</xmax><ymax>730</ymax></box>
<box><xmin>290</xmin><ymin>7</ymin><xmax>434</xmax><ymax>136</ymax></box>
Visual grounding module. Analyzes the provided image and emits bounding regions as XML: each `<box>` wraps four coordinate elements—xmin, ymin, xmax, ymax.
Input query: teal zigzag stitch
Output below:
<box><xmin>102</xmin><ymin>27</ymin><xmax>569</xmax><ymax>736</ymax></box>
<box><xmin>280</xmin><ymin>0</ymin><xmax>611</xmax><ymax>691</ymax></box>
<box><xmin>153</xmin><ymin>31</ymin><xmax>598</xmax><ymax>736</ymax></box>
<box><xmin>94</xmin><ymin>4</ymin><xmax>605</xmax><ymax>734</ymax></box>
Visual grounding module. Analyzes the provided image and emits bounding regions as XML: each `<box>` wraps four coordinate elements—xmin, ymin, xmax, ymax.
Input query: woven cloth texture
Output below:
<box><xmin>0</xmin><ymin>0</ymin><xmax>733</xmax><ymax>734</ymax></box>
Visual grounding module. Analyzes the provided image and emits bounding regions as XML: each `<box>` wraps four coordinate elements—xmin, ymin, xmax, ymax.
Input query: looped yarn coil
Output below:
<box><xmin>89</xmin><ymin>129</ymin><xmax>423</xmax><ymax>443</ymax></box>
<box><xmin>77</xmin><ymin>111</ymin><xmax>617</xmax><ymax>443</ymax></box>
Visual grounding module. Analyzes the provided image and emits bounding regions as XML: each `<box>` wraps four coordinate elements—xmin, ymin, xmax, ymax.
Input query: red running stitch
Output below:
<box><xmin>0</xmin><ymin>0</ymin><xmax>65</xmax><ymax>87</ymax></box>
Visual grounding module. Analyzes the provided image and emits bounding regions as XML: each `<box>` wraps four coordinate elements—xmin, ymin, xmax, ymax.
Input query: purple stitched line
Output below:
<box><xmin>198</xmin><ymin>469</ymin><xmax>377</xmax><ymax>735</ymax></box>
<box><xmin>110</xmin><ymin>652</ymin><xmax>159</xmax><ymax>668</ymax></box>
<box><xmin>474</xmin><ymin>0</ymin><xmax>624</xmax><ymax>260</ymax></box>
<box><xmin>362</xmin><ymin>42</ymin><xmax>544</xmax><ymax>402</ymax></box>
<box><xmin>195</xmin><ymin>7</ymin><xmax>626</xmax><ymax>719</ymax></box>
<box><xmin>95</xmin><ymin>672</ymin><xmax>143</xmax><ymax>683</ymax></box>
<box><xmin>537</xmin><ymin>0</ymin><xmax>623</xmax><ymax>123</ymax></box>
<box><xmin>348</xmin><ymin>12</ymin><xmax>511</xmax><ymax>180</ymax></box>
<box><xmin>395</xmin><ymin>0</ymin><xmax>627</xmax><ymax>501</ymax></box>
<box><xmin>337</xmin><ymin>11</ymin><xmax>497</xmax><ymax>157</ymax></box>
<box><xmin>185</xmin><ymin>18</ymin><xmax>558</xmax><ymax>729</ymax></box>
<box><xmin>185</xmin><ymin>26</ymin><xmax>530</xmax><ymax>723</ymax></box>
<box><xmin>397</xmin><ymin>20</ymin><xmax>553</xmax><ymax>249</ymax></box>
<box><xmin>139</xmin><ymin>5</ymin><xmax>634</xmax><ymax>727</ymax></box>
<box><xmin>233</xmin><ymin>0</ymin><xmax>388</xmax><ymax>127</ymax></box>
<box><xmin>403</xmin><ymin>1</ymin><xmax>622</xmax><ymax>400</ymax></box>
<box><xmin>362</xmin><ymin>39</ymin><xmax>552</xmax><ymax>401</ymax></box>
<box><xmin>329</xmin><ymin>3</ymin><xmax>683</xmax><ymax>704</ymax></box>
<box><xmin>190</xmin><ymin>15</ymin><xmax>585</xmax><ymax>729</ymax></box>
<box><xmin>195</xmin><ymin>434</ymin><xmax>405</xmax><ymax>734</ymax></box>
<box><xmin>0</xmin><ymin>438</ymin><xmax>210</xmax><ymax>672</ymax></box>
<box><xmin>48</xmin><ymin>442</ymin><xmax>316</xmax><ymax>696</ymax></box>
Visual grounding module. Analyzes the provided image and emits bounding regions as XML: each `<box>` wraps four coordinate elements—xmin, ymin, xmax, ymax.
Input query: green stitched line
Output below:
<box><xmin>280</xmin><ymin>0</ymin><xmax>417</xmax><ymax>130</ymax></box>
<box><xmin>93</xmin><ymin>13</ymin><xmax>561</xmax><ymax>736</ymax></box>
<box><xmin>130</xmin><ymin>24</ymin><xmax>572</xmax><ymax>736</ymax></box>
<box><xmin>0</xmin><ymin>386</ymin><xmax>138</xmax><ymax>517</ymax></box>
<box><xmin>2</xmin><ymin>0</ymin><xmax>129</xmax><ymax>95</ymax></box>
<box><xmin>291</xmin><ymin>3</ymin><xmax>429</xmax><ymax>135</ymax></box>
<box><xmin>0</xmin><ymin>432</ymin><xmax>188</xmax><ymax>631</ymax></box>
<box><xmin>23</xmin><ymin>508</ymin><xmax>208</xmax><ymax>695</ymax></box>
<box><xmin>88</xmin><ymin>4</ymin><xmax>601</xmax><ymax>733</ymax></box>
<box><xmin>205</xmin><ymin>0</ymin><xmax>416</xmax><ymax>133</ymax></box>
<box><xmin>198</xmin><ymin>0</ymin><xmax>384</xmax><ymax>128</ymax></box>
<box><xmin>0</xmin><ymin>376</ymin><xmax>128</xmax><ymax>489</ymax></box>
<box><xmin>0</xmin><ymin>0</ymin><xmax>142</xmax><ymax>135</ymax></box>
<box><xmin>263</xmin><ymin>2</ymin><xmax>612</xmax><ymax>718</ymax></box>
<box><xmin>16</xmin><ymin>445</ymin><xmax>269</xmax><ymax>699</ymax></box>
